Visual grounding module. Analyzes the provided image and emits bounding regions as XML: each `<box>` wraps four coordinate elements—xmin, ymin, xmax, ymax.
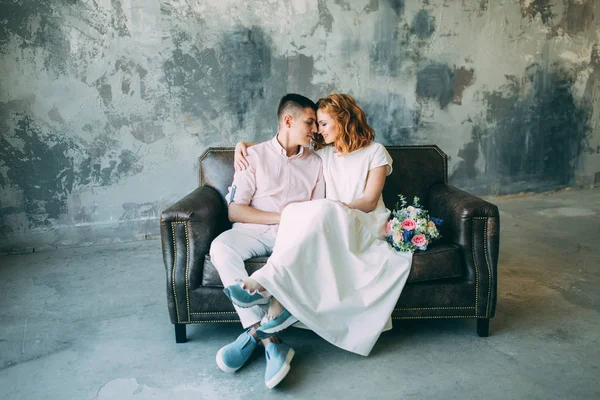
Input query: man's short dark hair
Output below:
<box><xmin>277</xmin><ymin>93</ymin><xmax>317</xmax><ymax>122</ymax></box>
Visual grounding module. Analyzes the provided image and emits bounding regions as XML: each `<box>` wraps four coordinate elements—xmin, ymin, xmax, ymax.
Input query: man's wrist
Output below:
<box><xmin>271</xmin><ymin>213</ymin><xmax>281</xmax><ymax>225</ymax></box>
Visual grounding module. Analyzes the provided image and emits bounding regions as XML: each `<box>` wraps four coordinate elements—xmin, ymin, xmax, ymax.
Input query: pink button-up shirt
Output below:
<box><xmin>226</xmin><ymin>136</ymin><xmax>325</xmax><ymax>229</ymax></box>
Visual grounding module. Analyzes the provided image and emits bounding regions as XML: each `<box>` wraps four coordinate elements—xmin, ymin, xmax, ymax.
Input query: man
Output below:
<box><xmin>209</xmin><ymin>93</ymin><xmax>324</xmax><ymax>389</ymax></box>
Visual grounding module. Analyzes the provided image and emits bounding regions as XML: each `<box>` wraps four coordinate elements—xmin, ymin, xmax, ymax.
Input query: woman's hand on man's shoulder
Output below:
<box><xmin>234</xmin><ymin>141</ymin><xmax>250</xmax><ymax>172</ymax></box>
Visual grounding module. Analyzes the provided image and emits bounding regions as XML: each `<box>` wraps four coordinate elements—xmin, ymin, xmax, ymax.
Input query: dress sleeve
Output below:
<box><xmin>369</xmin><ymin>143</ymin><xmax>393</xmax><ymax>176</ymax></box>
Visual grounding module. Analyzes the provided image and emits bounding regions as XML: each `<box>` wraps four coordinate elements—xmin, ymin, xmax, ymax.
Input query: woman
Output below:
<box><xmin>226</xmin><ymin>93</ymin><xmax>412</xmax><ymax>356</ymax></box>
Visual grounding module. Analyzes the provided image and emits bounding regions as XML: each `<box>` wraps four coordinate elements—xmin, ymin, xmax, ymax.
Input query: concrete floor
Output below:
<box><xmin>1</xmin><ymin>188</ymin><xmax>599</xmax><ymax>400</ymax></box>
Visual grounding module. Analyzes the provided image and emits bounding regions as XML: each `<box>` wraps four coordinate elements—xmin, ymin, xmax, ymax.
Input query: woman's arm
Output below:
<box><xmin>234</xmin><ymin>141</ymin><xmax>256</xmax><ymax>171</ymax></box>
<box><xmin>343</xmin><ymin>165</ymin><xmax>387</xmax><ymax>213</ymax></box>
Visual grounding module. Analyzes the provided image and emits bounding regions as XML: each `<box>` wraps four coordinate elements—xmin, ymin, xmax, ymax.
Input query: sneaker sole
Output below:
<box><xmin>215</xmin><ymin>347</ymin><xmax>239</xmax><ymax>373</ymax></box>
<box><xmin>265</xmin><ymin>348</ymin><xmax>295</xmax><ymax>389</ymax></box>
<box><xmin>256</xmin><ymin>316</ymin><xmax>299</xmax><ymax>339</ymax></box>
<box><xmin>223</xmin><ymin>288</ymin><xmax>271</xmax><ymax>308</ymax></box>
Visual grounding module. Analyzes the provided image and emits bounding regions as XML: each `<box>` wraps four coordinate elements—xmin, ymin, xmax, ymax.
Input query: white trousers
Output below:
<box><xmin>209</xmin><ymin>224</ymin><xmax>277</xmax><ymax>328</ymax></box>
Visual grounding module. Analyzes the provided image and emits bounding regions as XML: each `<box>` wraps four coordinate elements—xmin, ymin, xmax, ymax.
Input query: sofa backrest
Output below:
<box><xmin>199</xmin><ymin>145</ymin><xmax>447</xmax><ymax>209</ymax></box>
<box><xmin>383</xmin><ymin>146</ymin><xmax>447</xmax><ymax>208</ymax></box>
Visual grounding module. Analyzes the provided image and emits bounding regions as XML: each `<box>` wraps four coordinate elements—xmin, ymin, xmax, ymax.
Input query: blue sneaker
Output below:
<box><xmin>256</xmin><ymin>309</ymin><xmax>299</xmax><ymax>339</ymax></box>
<box><xmin>215</xmin><ymin>329</ymin><xmax>258</xmax><ymax>373</ymax></box>
<box><xmin>223</xmin><ymin>283</ymin><xmax>272</xmax><ymax>308</ymax></box>
<box><xmin>264</xmin><ymin>342</ymin><xmax>295</xmax><ymax>389</ymax></box>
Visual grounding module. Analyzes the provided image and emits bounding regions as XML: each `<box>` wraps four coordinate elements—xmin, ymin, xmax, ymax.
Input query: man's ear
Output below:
<box><xmin>283</xmin><ymin>114</ymin><xmax>293</xmax><ymax>128</ymax></box>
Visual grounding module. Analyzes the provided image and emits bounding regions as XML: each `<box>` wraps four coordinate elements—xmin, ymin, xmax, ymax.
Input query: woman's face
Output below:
<box><xmin>317</xmin><ymin>110</ymin><xmax>340</xmax><ymax>144</ymax></box>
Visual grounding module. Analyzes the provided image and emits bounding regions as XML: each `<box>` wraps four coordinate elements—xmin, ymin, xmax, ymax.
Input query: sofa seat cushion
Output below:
<box><xmin>201</xmin><ymin>243</ymin><xmax>462</xmax><ymax>287</ymax></box>
<box><xmin>410</xmin><ymin>243</ymin><xmax>462</xmax><ymax>283</ymax></box>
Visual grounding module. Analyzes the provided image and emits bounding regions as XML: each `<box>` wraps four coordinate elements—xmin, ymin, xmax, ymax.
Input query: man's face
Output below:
<box><xmin>290</xmin><ymin>107</ymin><xmax>317</xmax><ymax>147</ymax></box>
<box><xmin>317</xmin><ymin>110</ymin><xmax>339</xmax><ymax>144</ymax></box>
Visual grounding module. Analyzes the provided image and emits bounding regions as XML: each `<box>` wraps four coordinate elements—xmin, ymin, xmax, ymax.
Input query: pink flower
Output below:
<box><xmin>411</xmin><ymin>234</ymin><xmax>428</xmax><ymax>248</ymax></box>
<box><xmin>386</xmin><ymin>219</ymin><xmax>394</xmax><ymax>236</ymax></box>
<box><xmin>401</xmin><ymin>218</ymin><xmax>416</xmax><ymax>231</ymax></box>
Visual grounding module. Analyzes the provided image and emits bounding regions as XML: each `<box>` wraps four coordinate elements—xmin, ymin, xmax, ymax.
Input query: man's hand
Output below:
<box><xmin>234</xmin><ymin>142</ymin><xmax>250</xmax><ymax>172</ymax></box>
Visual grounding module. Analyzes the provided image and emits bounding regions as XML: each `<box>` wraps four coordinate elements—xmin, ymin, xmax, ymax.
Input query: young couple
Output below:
<box><xmin>209</xmin><ymin>93</ymin><xmax>413</xmax><ymax>389</ymax></box>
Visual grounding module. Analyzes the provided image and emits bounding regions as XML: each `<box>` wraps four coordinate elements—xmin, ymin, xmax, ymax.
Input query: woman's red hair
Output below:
<box><xmin>314</xmin><ymin>93</ymin><xmax>374</xmax><ymax>155</ymax></box>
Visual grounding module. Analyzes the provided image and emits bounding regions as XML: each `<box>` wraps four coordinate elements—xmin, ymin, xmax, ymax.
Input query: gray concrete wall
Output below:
<box><xmin>1</xmin><ymin>0</ymin><xmax>599</xmax><ymax>254</ymax></box>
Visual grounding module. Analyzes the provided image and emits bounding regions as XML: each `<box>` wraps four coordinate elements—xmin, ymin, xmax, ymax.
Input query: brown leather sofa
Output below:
<box><xmin>161</xmin><ymin>146</ymin><xmax>499</xmax><ymax>343</ymax></box>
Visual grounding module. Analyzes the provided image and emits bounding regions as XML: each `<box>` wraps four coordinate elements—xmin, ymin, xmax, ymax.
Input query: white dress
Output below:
<box><xmin>252</xmin><ymin>142</ymin><xmax>413</xmax><ymax>356</ymax></box>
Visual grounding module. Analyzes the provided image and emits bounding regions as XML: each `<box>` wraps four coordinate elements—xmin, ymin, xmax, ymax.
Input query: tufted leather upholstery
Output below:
<box><xmin>161</xmin><ymin>146</ymin><xmax>500</xmax><ymax>342</ymax></box>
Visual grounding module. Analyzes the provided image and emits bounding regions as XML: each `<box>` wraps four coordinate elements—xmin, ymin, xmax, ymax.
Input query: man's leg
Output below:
<box><xmin>210</xmin><ymin>227</ymin><xmax>274</xmax><ymax>328</ymax></box>
<box><xmin>211</xmin><ymin>226</ymin><xmax>285</xmax><ymax>373</ymax></box>
<box><xmin>211</xmin><ymin>226</ymin><xmax>293</xmax><ymax>387</ymax></box>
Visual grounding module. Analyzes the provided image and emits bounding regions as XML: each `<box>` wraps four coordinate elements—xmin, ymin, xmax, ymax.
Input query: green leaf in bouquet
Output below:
<box><xmin>413</xmin><ymin>196</ymin><xmax>421</xmax><ymax>208</ymax></box>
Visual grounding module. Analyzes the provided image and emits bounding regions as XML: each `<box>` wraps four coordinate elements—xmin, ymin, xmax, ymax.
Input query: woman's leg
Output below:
<box><xmin>241</xmin><ymin>277</ymin><xmax>265</xmax><ymax>293</ymax></box>
<box><xmin>240</xmin><ymin>279</ymin><xmax>284</xmax><ymax>319</ymax></box>
<box><xmin>267</xmin><ymin>298</ymin><xmax>284</xmax><ymax>318</ymax></box>
<box><xmin>255</xmin><ymin>297</ymin><xmax>299</xmax><ymax>339</ymax></box>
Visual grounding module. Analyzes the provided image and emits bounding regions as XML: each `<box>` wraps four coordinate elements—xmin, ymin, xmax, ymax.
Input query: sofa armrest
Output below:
<box><xmin>427</xmin><ymin>183</ymin><xmax>499</xmax><ymax>318</ymax></box>
<box><xmin>160</xmin><ymin>185</ymin><xmax>226</xmax><ymax>324</ymax></box>
<box><xmin>428</xmin><ymin>183</ymin><xmax>499</xmax><ymax>219</ymax></box>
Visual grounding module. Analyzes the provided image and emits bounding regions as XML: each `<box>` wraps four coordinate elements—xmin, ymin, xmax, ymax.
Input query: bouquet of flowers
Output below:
<box><xmin>385</xmin><ymin>194</ymin><xmax>443</xmax><ymax>253</ymax></box>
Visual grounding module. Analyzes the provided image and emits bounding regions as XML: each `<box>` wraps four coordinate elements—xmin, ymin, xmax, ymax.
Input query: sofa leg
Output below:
<box><xmin>175</xmin><ymin>323</ymin><xmax>187</xmax><ymax>343</ymax></box>
<box><xmin>477</xmin><ymin>318</ymin><xmax>490</xmax><ymax>337</ymax></box>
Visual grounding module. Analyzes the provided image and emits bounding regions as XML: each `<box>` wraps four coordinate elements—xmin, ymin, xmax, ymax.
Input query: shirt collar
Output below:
<box><xmin>271</xmin><ymin>135</ymin><xmax>304</xmax><ymax>158</ymax></box>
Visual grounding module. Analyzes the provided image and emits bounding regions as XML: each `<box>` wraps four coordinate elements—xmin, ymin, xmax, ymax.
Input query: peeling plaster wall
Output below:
<box><xmin>0</xmin><ymin>0</ymin><xmax>599</xmax><ymax>254</ymax></box>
